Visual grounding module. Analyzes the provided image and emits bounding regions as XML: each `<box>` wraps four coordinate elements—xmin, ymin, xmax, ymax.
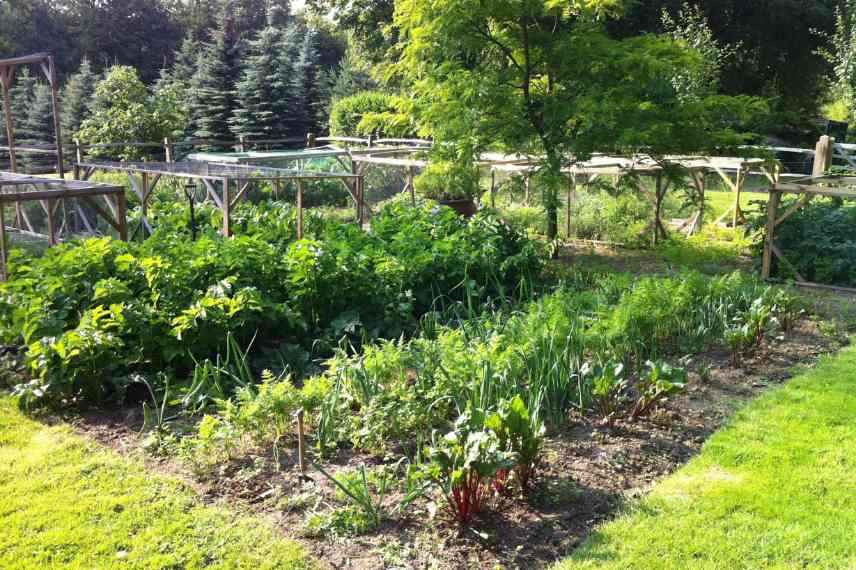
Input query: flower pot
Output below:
<box><xmin>439</xmin><ymin>198</ymin><xmax>477</xmax><ymax>217</ymax></box>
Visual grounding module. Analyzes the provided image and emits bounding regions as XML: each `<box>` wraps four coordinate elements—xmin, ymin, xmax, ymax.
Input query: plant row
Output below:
<box><xmin>178</xmin><ymin>270</ymin><xmax>802</xmax><ymax>528</ymax></box>
<box><xmin>1</xmin><ymin>198</ymin><xmax>540</xmax><ymax>408</ymax></box>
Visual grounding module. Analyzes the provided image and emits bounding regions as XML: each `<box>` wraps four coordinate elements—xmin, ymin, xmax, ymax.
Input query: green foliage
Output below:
<box><xmin>585</xmin><ymin>361</ymin><xmax>628</xmax><ymax>426</ymax></box>
<box><xmin>77</xmin><ymin>66</ymin><xmax>186</xmax><ymax>160</ymax></box>
<box><xmin>630</xmin><ymin>360</ymin><xmax>688</xmax><ymax>420</ymax></box>
<box><xmin>750</xmin><ymin>198</ymin><xmax>856</xmax><ymax>286</ymax></box>
<box><xmin>394</xmin><ymin>0</ymin><xmax>764</xmax><ymax>239</ymax></box>
<box><xmin>328</xmin><ymin>91</ymin><xmax>415</xmax><ymax>138</ymax></box>
<box><xmin>2</xmin><ymin>199</ymin><xmax>539</xmax><ymax>408</ymax></box>
<box><xmin>312</xmin><ymin>463</ymin><xmax>390</xmax><ymax>532</ymax></box>
<box><xmin>60</xmin><ymin>58</ymin><xmax>96</xmax><ymax>145</ymax></box>
<box><xmin>484</xmin><ymin>396</ymin><xmax>545</xmax><ymax>492</ymax></box>
<box><xmin>423</xmin><ymin>410</ymin><xmax>512</xmax><ymax>524</ymax></box>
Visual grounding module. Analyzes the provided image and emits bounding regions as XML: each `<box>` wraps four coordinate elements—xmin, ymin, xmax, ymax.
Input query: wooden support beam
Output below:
<box><xmin>1</xmin><ymin>67</ymin><xmax>17</xmax><ymax>173</ymax></box>
<box><xmin>229</xmin><ymin>180</ymin><xmax>253</xmax><ymax>209</ymax></box>
<box><xmin>116</xmin><ymin>192</ymin><xmax>128</xmax><ymax>241</ymax></box>
<box><xmin>761</xmin><ymin>189</ymin><xmax>781</xmax><ymax>279</ymax></box>
<box><xmin>813</xmin><ymin>136</ymin><xmax>833</xmax><ymax>176</ymax></box>
<box><xmin>222</xmin><ymin>178</ymin><xmax>231</xmax><ymax>237</ymax></box>
<box><xmin>45</xmin><ymin>56</ymin><xmax>65</xmax><ymax>179</ymax></box>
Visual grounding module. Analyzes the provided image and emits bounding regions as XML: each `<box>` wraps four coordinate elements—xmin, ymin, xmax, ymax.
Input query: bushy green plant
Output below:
<box><xmin>585</xmin><ymin>361</ymin><xmax>627</xmax><ymax>426</ymax></box>
<box><xmin>630</xmin><ymin>360</ymin><xmax>688</xmax><ymax>420</ymax></box>
<box><xmin>423</xmin><ymin>411</ymin><xmax>512</xmax><ymax>524</ymax></box>
<box><xmin>2</xmin><ymin>199</ymin><xmax>539</xmax><ymax>408</ymax></box>
<box><xmin>484</xmin><ymin>395</ymin><xmax>545</xmax><ymax>492</ymax></box>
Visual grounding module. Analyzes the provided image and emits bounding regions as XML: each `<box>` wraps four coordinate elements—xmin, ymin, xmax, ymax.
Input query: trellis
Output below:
<box><xmin>75</xmin><ymin>160</ymin><xmax>364</xmax><ymax>238</ymax></box>
<box><xmin>0</xmin><ymin>53</ymin><xmax>64</xmax><ymax>177</ymax></box>
<box><xmin>0</xmin><ymin>172</ymin><xmax>126</xmax><ymax>280</ymax></box>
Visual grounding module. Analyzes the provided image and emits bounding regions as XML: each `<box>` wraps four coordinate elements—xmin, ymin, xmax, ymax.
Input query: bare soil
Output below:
<box><xmin>69</xmin><ymin>318</ymin><xmax>842</xmax><ymax>570</ymax></box>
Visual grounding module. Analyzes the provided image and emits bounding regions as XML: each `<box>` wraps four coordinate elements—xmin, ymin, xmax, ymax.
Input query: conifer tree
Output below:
<box><xmin>275</xmin><ymin>22</ymin><xmax>306</xmax><ymax>138</ymax></box>
<box><xmin>229</xmin><ymin>14</ymin><xmax>285</xmax><ymax>139</ymax></box>
<box><xmin>60</xmin><ymin>58</ymin><xmax>96</xmax><ymax>144</ymax></box>
<box><xmin>289</xmin><ymin>26</ymin><xmax>322</xmax><ymax>138</ymax></box>
<box><xmin>188</xmin><ymin>10</ymin><xmax>239</xmax><ymax>143</ymax></box>
<box><xmin>19</xmin><ymin>83</ymin><xmax>55</xmax><ymax>171</ymax></box>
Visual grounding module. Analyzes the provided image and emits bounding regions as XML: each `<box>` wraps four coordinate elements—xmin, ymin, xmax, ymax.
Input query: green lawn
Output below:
<box><xmin>557</xmin><ymin>342</ymin><xmax>856</xmax><ymax>570</ymax></box>
<box><xmin>0</xmin><ymin>399</ymin><xmax>314</xmax><ymax>570</ymax></box>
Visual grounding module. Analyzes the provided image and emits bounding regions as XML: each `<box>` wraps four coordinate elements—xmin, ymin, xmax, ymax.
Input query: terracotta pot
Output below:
<box><xmin>438</xmin><ymin>198</ymin><xmax>477</xmax><ymax>217</ymax></box>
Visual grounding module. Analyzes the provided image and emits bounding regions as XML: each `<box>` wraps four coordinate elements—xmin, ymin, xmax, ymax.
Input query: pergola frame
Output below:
<box><xmin>761</xmin><ymin>175</ymin><xmax>856</xmax><ymax>293</ymax></box>
<box><xmin>0</xmin><ymin>53</ymin><xmax>64</xmax><ymax>177</ymax></box>
<box><xmin>0</xmin><ymin>172</ymin><xmax>126</xmax><ymax>280</ymax></box>
<box><xmin>76</xmin><ymin>160</ymin><xmax>364</xmax><ymax>239</ymax></box>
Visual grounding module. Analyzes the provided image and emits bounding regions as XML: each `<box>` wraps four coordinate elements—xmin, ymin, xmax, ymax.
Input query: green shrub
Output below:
<box><xmin>328</xmin><ymin>91</ymin><xmax>416</xmax><ymax>138</ymax></box>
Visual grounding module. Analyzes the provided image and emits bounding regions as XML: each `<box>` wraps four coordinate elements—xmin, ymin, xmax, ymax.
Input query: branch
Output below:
<box><xmin>474</xmin><ymin>23</ymin><xmax>523</xmax><ymax>73</ymax></box>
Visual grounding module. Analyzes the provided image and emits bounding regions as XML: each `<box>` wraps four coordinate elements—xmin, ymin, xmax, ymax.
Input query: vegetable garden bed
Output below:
<box><xmin>45</xmin><ymin>268</ymin><xmax>845</xmax><ymax>569</ymax></box>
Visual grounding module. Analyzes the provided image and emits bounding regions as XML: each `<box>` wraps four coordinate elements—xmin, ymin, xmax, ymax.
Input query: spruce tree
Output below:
<box><xmin>19</xmin><ymin>83</ymin><xmax>55</xmax><ymax>171</ymax></box>
<box><xmin>4</xmin><ymin>69</ymin><xmax>36</xmax><ymax>169</ymax></box>
<box><xmin>229</xmin><ymin>24</ymin><xmax>284</xmax><ymax>139</ymax></box>
<box><xmin>188</xmin><ymin>11</ymin><xmax>239</xmax><ymax>143</ymax></box>
<box><xmin>289</xmin><ymin>26</ymin><xmax>322</xmax><ymax>138</ymax></box>
<box><xmin>275</xmin><ymin>22</ymin><xmax>306</xmax><ymax>138</ymax></box>
<box><xmin>60</xmin><ymin>58</ymin><xmax>96</xmax><ymax>145</ymax></box>
<box><xmin>155</xmin><ymin>33</ymin><xmax>199</xmax><ymax>138</ymax></box>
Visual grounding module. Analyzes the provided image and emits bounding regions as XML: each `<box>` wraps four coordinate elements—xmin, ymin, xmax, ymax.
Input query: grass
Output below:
<box><xmin>556</xmin><ymin>341</ymin><xmax>856</xmax><ymax>570</ymax></box>
<box><xmin>0</xmin><ymin>398</ymin><xmax>315</xmax><ymax>570</ymax></box>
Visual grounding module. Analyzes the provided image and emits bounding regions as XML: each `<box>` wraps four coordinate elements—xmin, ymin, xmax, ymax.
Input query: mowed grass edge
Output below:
<box><xmin>556</xmin><ymin>341</ymin><xmax>856</xmax><ymax>570</ymax></box>
<box><xmin>0</xmin><ymin>399</ymin><xmax>315</xmax><ymax>570</ymax></box>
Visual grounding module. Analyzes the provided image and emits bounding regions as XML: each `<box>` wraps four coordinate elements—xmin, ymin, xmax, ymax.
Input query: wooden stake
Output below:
<box><xmin>408</xmin><ymin>166</ymin><xmax>416</xmax><ymax>206</ymax></box>
<box><xmin>164</xmin><ymin>137</ymin><xmax>174</xmax><ymax>163</ymax></box>
<box><xmin>490</xmin><ymin>170</ymin><xmax>497</xmax><ymax>208</ymax></box>
<box><xmin>296</xmin><ymin>409</ymin><xmax>307</xmax><ymax>477</ymax></box>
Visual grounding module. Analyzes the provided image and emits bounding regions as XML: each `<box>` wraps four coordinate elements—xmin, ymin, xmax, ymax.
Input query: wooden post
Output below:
<box><xmin>296</xmin><ymin>179</ymin><xmax>304</xmax><ymax>239</ymax></box>
<box><xmin>357</xmin><ymin>175</ymin><xmax>365</xmax><ymax>226</ymax></box>
<box><xmin>141</xmin><ymin>172</ymin><xmax>149</xmax><ymax>238</ymax></box>
<box><xmin>45</xmin><ymin>56</ymin><xmax>65</xmax><ymax>179</ymax></box>
<box><xmin>408</xmin><ymin>166</ymin><xmax>416</xmax><ymax>206</ymax></box>
<box><xmin>0</xmin><ymin>203</ymin><xmax>6</xmax><ymax>281</ymax></box>
<box><xmin>367</xmin><ymin>134</ymin><xmax>374</xmax><ymax>148</ymax></box>
<box><xmin>306</xmin><ymin>133</ymin><xmax>316</xmax><ymax>148</ymax></box>
<box><xmin>732</xmin><ymin>168</ymin><xmax>743</xmax><ymax>228</ymax></box>
<box><xmin>221</xmin><ymin>178</ymin><xmax>231</xmax><ymax>237</ymax></box>
<box><xmin>238</xmin><ymin>135</ymin><xmax>246</xmax><ymax>152</ymax></box>
<box><xmin>163</xmin><ymin>137</ymin><xmax>174</xmax><ymax>163</ymax></box>
<box><xmin>0</xmin><ymin>66</ymin><xmax>17</xmax><ymax>173</ymax></box>
<box><xmin>116</xmin><ymin>192</ymin><xmax>128</xmax><ymax>241</ymax></box>
<box><xmin>44</xmin><ymin>199</ymin><xmax>56</xmax><ymax>245</ymax></box>
<box><xmin>490</xmin><ymin>169</ymin><xmax>497</xmax><ymax>208</ymax></box>
<box><xmin>761</xmin><ymin>188</ymin><xmax>782</xmax><ymax>279</ymax></box>
<box><xmin>813</xmin><ymin>135</ymin><xmax>833</xmax><ymax>176</ymax></box>
<box><xmin>566</xmin><ymin>174</ymin><xmax>575</xmax><ymax>238</ymax></box>
<box><xmin>295</xmin><ymin>410</ymin><xmax>307</xmax><ymax>477</ymax></box>
<box><xmin>73</xmin><ymin>140</ymin><xmax>83</xmax><ymax>180</ymax></box>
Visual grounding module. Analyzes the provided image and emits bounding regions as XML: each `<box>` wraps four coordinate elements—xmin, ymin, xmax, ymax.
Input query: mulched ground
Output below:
<box><xmin>69</xmin><ymin>317</ymin><xmax>841</xmax><ymax>570</ymax></box>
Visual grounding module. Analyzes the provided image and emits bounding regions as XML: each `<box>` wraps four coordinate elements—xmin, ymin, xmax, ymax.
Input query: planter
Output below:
<box><xmin>439</xmin><ymin>198</ymin><xmax>477</xmax><ymax>217</ymax></box>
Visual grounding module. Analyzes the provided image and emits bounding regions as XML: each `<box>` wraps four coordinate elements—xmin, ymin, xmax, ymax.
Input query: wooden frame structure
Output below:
<box><xmin>760</xmin><ymin>174</ymin><xmax>856</xmax><ymax>292</ymax></box>
<box><xmin>0</xmin><ymin>53</ymin><xmax>64</xmax><ymax>177</ymax></box>
<box><xmin>75</xmin><ymin>160</ymin><xmax>364</xmax><ymax>239</ymax></box>
<box><xmin>0</xmin><ymin>172</ymin><xmax>126</xmax><ymax>280</ymax></box>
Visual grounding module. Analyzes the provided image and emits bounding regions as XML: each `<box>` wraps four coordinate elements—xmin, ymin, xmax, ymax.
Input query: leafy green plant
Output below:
<box><xmin>423</xmin><ymin>411</ymin><xmax>512</xmax><ymax>524</ymax></box>
<box><xmin>631</xmin><ymin>361</ymin><xmax>688</xmax><ymax>420</ymax></box>
<box><xmin>585</xmin><ymin>361</ymin><xmax>627</xmax><ymax>426</ymax></box>
<box><xmin>485</xmin><ymin>395</ymin><xmax>546</xmax><ymax>492</ymax></box>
